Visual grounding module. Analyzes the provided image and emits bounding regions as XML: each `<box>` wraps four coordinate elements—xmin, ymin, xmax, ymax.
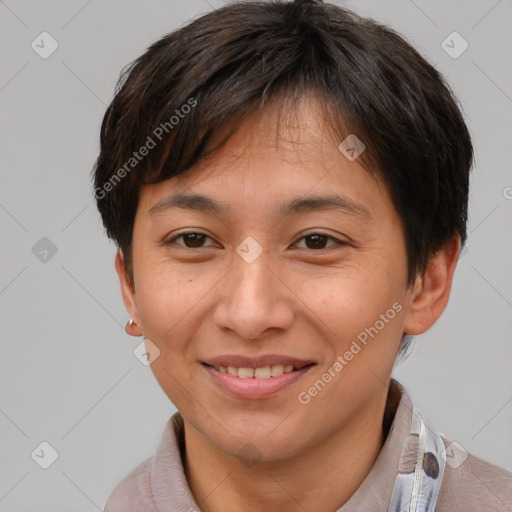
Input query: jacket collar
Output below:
<box><xmin>149</xmin><ymin>379</ymin><xmax>413</xmax><ymax>511</ymax></box>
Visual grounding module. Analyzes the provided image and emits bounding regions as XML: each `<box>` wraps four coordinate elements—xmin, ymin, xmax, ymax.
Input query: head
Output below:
<box><xmin>93</xmin><ymin>0</ymin><xmax>473</xmax><ymax>461</ymax></box>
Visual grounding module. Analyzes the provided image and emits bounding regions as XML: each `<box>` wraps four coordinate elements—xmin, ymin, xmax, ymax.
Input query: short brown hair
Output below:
<box><xmin>92</xmin><ymin>0</ymin><xmax>473</xmax><ymax>292</ymax></box>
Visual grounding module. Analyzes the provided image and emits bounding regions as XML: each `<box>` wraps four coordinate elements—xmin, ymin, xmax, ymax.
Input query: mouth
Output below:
<box><xmin>200</xmin><ymin>357</ymin><xmax>316</xmax><ymax>399</ymax></box>
<box><xmin>201</xmin><ymin>362</ymin><xmax>314</xmax><ymax>379</ymax></box>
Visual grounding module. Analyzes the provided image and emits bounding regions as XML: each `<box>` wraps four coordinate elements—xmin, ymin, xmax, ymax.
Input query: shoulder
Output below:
<box><xmin>103</xmin><ymin>457</ymin><xmax>156</xmax><ymax>512</ymax></box>
<box><xmin>102</xmin><ymin>413</ymin><xmax>190</xmax><ymax>511</ymax></box>
<box><xmin>436</xmin><ymin>436</ymin><xmax>512</xmax><ymax>511</ymax></box>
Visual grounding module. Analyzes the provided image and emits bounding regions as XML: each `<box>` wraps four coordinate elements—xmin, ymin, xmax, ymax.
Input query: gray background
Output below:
<box><xmin>0</xmin><ymin>0</ymin><xmax>511</xmax><ymax>510</ymax></box>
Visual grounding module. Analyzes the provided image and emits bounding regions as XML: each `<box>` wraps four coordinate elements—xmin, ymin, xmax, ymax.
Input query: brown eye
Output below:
<box><xmin>295</xmin><ymin>233</ymin><xmax>345</xmax><ymax>250</ymax></box>
<box><xmin>166</xmin><ymin>232</ymin><xmax>215</xmax><ymax>248</ymax></box>
<box><xmin>181</xmin><ymin>233</ymin><xmax>207</xmax><ymax>248</ymax></box>
<box><xmin>304</xmin><ymin>234</ymin><xmax>329</xmax><ymax>249</ymax></box>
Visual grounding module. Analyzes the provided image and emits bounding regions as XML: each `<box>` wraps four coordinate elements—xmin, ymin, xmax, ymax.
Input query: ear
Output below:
<box><xmin>402</xmin><ymin>235</ymin><xmax>461</xmax><ymax>335</ymax></box>
<box><xmin>115</xmin><ymin>248</ymin><xmax>142</xmax><ymax>336</ymax></box>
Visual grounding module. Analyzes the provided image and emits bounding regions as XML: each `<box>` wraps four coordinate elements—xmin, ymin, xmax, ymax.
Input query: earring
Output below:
<box><xmin>125</xmin><ymin>318</ymin><xmax>141</xmax><ymax>336</ymax></box>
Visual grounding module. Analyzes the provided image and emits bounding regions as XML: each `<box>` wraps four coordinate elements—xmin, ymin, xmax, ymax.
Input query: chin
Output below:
<box><xmin>214</xmin><ymin>421</ymin><xmax>308</xmax><ymax>461</ymax></box>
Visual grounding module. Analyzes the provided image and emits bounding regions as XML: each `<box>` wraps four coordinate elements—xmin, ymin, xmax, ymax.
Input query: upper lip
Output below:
<box><xmin>202</xmin><ymin>354</ymin><xmax>315</xmax><ymax>369</ymax></box>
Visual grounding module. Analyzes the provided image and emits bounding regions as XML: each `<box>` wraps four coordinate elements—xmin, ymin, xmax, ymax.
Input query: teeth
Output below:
<box><xmin>214</xmin><ymin>364</ymin><xmax>298</xmax><ymax>378</ymax></box>
<box><xmin>271</xmin><ymin>364</ymin><xmax>285</xmax><ymax>377</ymax></box>
<box><xmin>254</xmin><ymin>366</ymin><xmax>271</xmax><ymax>378</ymax></box>
<box><xmin>238</xmin><ymin>367</ymin><xmax>255</xmax><ymax>378</ymax></box>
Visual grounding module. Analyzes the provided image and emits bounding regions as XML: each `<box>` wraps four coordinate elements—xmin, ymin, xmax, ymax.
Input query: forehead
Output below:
<box><xmin>137</xmin><ymin>97</ymin><xmax>389</xmax><ymax>221</ymax></box>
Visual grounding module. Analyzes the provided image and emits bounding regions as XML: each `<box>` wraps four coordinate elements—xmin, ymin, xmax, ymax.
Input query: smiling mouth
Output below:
<box><xmin>202</xmin><ymin>363</ymin><xmax>315</xmax><ymax>379</ymax></box>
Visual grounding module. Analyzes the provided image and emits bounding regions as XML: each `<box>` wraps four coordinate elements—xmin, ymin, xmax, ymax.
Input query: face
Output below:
<box><xmin>117</xmin><ymin>97</ymin><xmax>438</xmax><ymax>462</ymax></box>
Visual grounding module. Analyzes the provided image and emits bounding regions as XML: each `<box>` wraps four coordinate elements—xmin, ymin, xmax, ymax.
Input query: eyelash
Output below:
<box><xmin>164</xmin><ymin>231</ymin><xmax>347</xmax><ymax>251</ymax></box>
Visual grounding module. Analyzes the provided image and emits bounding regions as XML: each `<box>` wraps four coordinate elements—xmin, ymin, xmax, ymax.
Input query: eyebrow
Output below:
<box><xmin>148</xmin><ymin>192</ymin><xmax>372</xmax><ymax>220</ymax></box>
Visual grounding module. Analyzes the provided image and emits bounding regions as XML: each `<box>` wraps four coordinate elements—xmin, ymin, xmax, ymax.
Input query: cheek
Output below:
<box><xmin>138</xmin><ymin>273</ymin><xmax>202</xmax><ymax>405</ymax></box>
<box><xmin>134</xmin><ymin>263</ymin><xmax>226</xmax><ymax>373</ymax></box>
<box><xmin>305</xmin><ymin>272</ymin><xmax>406</xmax><ymax>386</ymax></box>
<box><xmin>296</xmin><ymin>276</ymin><xmax>405</xmax><ymax>418</ymax></box>
<box><xmin>306</xmin><ymin>268</ymin><xmax>401</xmax><ymax>337</ymax></box>
<box><xmin>136</xmin><ymin>261</ymin><xmax>207</xmax><ymax>326</ymax></box>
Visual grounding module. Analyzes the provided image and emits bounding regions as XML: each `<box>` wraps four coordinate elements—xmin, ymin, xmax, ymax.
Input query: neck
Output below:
<box><xmin>182</xmin><ymin>388</ymin><xmax>392</xmax><ymax>512</ymax></box>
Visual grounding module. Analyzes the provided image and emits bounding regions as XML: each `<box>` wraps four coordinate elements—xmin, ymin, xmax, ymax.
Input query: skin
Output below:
<box><xmin>116</xmin><ymin>95</ymin><xmax>460</xmax><ymax>512</ymax></box>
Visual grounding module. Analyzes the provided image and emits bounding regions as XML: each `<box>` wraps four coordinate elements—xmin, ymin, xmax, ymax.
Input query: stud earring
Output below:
<box><xmin>125</xmin><ymin>318</ymin><xmax>141</xmax><ymax>336</ymax></box>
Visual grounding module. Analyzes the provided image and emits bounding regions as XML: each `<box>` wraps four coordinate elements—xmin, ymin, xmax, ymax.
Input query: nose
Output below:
<box><xmin>212</xmin><ymin>248</ymin><xmax>295</xmax><ymax>341</ymax></box>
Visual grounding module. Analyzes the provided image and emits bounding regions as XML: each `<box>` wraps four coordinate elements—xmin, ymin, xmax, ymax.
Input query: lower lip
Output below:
<box><xmin>202</xmin><ymin>364</ymin><xmax>314</xmax><ymax>400</ymax></box>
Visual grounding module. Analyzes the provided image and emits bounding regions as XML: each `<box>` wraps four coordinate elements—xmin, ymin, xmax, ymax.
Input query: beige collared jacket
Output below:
<box><xmin>104</xmin><ymin>380</ymin><xmax>512</xmax><ymax>511</ymax></box>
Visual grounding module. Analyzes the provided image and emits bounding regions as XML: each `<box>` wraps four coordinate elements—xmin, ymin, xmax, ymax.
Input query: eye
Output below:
<box><xmin>164</xmin><ymin>231</ymin><xmax>347</xmax><ymax>251</ymax></box>
<box><xmin>294</xmin><ymin>233</ymin><xmax>346</xmax><ymax>250</ymax></box>
<box><xmin>165</xmin><ymin>231</ymin><xmax>217</xmax><ymax>249</ymax></box>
